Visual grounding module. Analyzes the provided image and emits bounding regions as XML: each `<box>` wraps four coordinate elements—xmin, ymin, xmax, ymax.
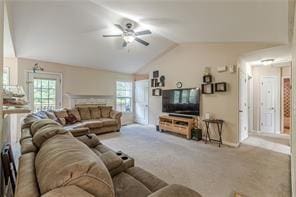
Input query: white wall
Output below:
<box><xmin>137</xmin><ymin>43</ymin><xmax>276</xmax><ymax>145</ymax></box>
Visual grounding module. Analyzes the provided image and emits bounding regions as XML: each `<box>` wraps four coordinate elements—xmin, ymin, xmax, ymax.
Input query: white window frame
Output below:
<box><xmin>3</xmin><ymin>67</ymin><xmax>10</xmax><ymax>85</ymax></box>
<box><xmin>26</xmin><ymin>70</ymin><xmax>62</xmax><ymax>111</ymax></box>
<box><xmin>116</xmin><ymin>81</ymin><xmax>133</xmax><ymax>113</ymax></box>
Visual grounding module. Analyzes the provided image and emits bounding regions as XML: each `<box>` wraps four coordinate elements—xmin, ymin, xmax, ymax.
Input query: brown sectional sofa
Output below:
<box><xmin>16</xmin><ymin>119</ymin><xmax>202</xmax><ymax>197</ymax></box>
<box><xmin>20</xmin><ymin>106</ymin><xmax>121</xmax><ymax>154</ymax></box>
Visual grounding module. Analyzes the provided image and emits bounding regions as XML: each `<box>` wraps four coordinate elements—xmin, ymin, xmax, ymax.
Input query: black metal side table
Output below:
<box><xmin>203</xmin><ymin>119</ymin><xmax>224</xmax><ymax>147</ymax></box>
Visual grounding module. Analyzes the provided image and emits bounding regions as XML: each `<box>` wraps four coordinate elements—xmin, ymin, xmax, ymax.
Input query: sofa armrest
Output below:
<box><xmin>68</xmin><ymin>127</ymin><xmax>90</xmax><ymax>137</ymax></box>
<box><xmin>76</xmin><ymin>133</ymin><xmax>101</xmax><ymax>148</ymax></box>
<box><xmin>110</xmin><ymin>110</ymin><xmax>122</xmax><ymax>119</ymax></box>
<box><xmin>100</xmin><ymin>151</ymin><xmax>123</xmax><ymax>171</ymax></box>
<box><xmin>148</xmin><ymin>184</ymin><xmax>202</xmax><ymax>197</ymax></box>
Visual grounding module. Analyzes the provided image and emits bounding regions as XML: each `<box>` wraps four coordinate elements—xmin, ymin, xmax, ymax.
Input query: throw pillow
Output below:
<box><xmin>78</xmin><ymin>107</ymin><xmax>91</xmax><ymax>120</ymax></box>
<box><xmin>65</xmin><ymin>114</ymin><xmax>78</xmax><ymax>124</ymax></box>
<box><xmin>89</xmin><ymin>107</ymin><xmax>101</xmax><ymax>119</ymax></box>
<box><xmin>53</xmin><ymin>109</ymin><xmax>68</xmax><ymax>126</ymax></box>
<box><xmin>100</xmin><ymin>106</ymin><xmax>112</xmax><ymax>118</ymax></box>
<box><xmin>67</xmin><ymin>108</ymin><xmax>82</xmax><ymax>121</ymax></box>
<box><xmin>35</xmin><ymin>111</ymin><xmax>49</xmax><ymax>119</ymax></box>
<box><xmin>45</xmin><ymin>111</ymin><xmax>58</xmax><ymax>122</ymax></box>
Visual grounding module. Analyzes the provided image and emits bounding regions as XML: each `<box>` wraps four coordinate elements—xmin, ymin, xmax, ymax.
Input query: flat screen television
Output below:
<box><xmin>162</xmin><ymin>88</ymin><xmax>200</xmax><ymax>116</ymax></box>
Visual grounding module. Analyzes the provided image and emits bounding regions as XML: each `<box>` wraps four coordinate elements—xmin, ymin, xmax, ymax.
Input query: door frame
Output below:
<box><xmin>281</xmin><ymin>76</ymin><xmax>291</xmax><ymax>134</ymax></box>
<box><xmin>259</xmin><ymin>75</ymin><xmax>280</xmax><ymax>133</ymax></box>
<box><xmin>25</xmin><ymin>70</ymin><xmax>63</xmax><ymax>111</ymax></box>
<box><xmin>239</xmin><ymin>69</ymin><xmax>249</xmax><ymax>142</ymax></box>
<box><xmin>134</xmin><ymin>79</ymin><xmax>149</xmax><ymax>125</ymax></box>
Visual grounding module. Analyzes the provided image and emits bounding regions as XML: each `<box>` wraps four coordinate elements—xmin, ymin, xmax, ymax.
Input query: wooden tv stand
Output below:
<box><xmin>159</xmin><ymin>115</ymin><xmax>194</xmax><ymax>139</ymax></box>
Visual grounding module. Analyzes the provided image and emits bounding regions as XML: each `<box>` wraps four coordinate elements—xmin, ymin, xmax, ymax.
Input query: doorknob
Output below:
<box><xmin>239</xmin><ymin>110</ymin><xmax>243</xmax><ymax>112</ymax></box>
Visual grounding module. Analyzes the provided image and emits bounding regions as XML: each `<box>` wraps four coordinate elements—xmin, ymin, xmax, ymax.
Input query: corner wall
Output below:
<box><xmin>137</xmin><ymin>43</ymin><xmax>277</xmax><ymax>145</ymax></box>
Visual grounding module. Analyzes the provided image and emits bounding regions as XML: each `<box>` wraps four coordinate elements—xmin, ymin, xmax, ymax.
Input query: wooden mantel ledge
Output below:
<box><xmin>3</xmin><ymin>106</ymin><xmax>31</xmax><ymax>117</ymax></box>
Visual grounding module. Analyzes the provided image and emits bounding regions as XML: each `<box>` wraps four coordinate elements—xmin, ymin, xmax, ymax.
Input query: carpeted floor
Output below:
<box><xmin>98</xmin><ymin>124</ymin><xmax>291</xmax><ymax>197</ymax></box>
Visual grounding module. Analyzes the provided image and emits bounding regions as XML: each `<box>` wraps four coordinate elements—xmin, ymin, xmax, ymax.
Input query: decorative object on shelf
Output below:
<box><xmin>204</xmin><ymin>67</ymin><xmax>210</xmax><ymax>75</ymax></box>
<box><xmin>151</xmin><ymin>70</ymin><xmax>165</xmax><ymax>96</ymax></box>
<box><xmin>32</xmin><ymin>63</ymin><xmax>44</xmax><ymax>73</ymax></box>
<box><xmin>201</xmin><ymin>83</ymin><xmax>214</xmax><ymax>94</ymax></box>
<box><xmin>159</xmin><ymin>75</ymin><xmax>165</xmax><ymax>87</ymax></box>
<box><xmin>153</xmin><ymin>70</ymin><xmax>159</xmax><ymax>78</ymax></box>
<box><xmin>176</xmin><ymin>81</ymin><xmax>183</xmax><ymax>88</ymax></box>
<box><xmin>203</xmin><ymin>75</ymin><xmax>212</xmax><ymax>84</ymax></box>
<box><xmin>152</xmin><ymin>88</ymin><xmax>162</xmax><ymax>96</ymax></box>
<box><xmin>3</xmin><ymin>85</ymin><xmax>28</xmax><ymax>107</ymax></box>
<box><xmin>215</xmin><ymin>82</ymin><xmax>227</xmax><ymax>92</ymax></box>
<box><xmin>217</xmin><ymin>65</ymin><xmax>227</xmax><ymax>72</ymax></box>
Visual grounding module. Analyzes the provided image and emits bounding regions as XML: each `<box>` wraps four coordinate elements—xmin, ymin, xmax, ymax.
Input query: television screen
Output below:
<box><xmin>162</xmin><ymin>88</ymin><xmax>200</xmax><ymax>116</ymax></box>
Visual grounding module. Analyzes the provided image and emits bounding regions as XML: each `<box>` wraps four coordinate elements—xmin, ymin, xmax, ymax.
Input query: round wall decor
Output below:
<box><xmin>176</xmin><ymin>81</ymin><xmax>183</xmax><ymax>88</ymax></box>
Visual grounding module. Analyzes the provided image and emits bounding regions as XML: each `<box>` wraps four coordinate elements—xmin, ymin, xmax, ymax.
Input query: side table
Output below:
<box><xmin>203</xmin><ymin>119</ymin><xmax>224</xmax><ymax>147</ymax></box>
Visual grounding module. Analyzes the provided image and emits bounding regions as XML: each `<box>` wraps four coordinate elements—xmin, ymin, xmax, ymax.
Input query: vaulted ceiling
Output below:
<box><xmin>6</xmin><ymin>0</ymin><xmax>289</xmax><ymax>73</ymax></box>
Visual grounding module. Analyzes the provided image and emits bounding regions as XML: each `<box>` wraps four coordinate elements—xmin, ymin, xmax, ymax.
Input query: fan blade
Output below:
<box><xmin>122</xmin><ymin>41</ymin><xmax>128</xmax><ymax>47</ymax></box>
<box><xmin>114</xmin><ymin>24</ymin><xmax>125</xmax><ymax>32</ymax></box>
<box><xmin>135</xmin><ymin>37</ymin><xmax>149</xmax><ymax>46</ymax></box>
<box><xmin>103</xmin><ymin>35</ymin><xmax>122</xmax><ymax>37</ymax></box>
<box><xmin>135</xmin><ymin>30</ymin><xmax>152</xmax><ymax>36</ymax></box>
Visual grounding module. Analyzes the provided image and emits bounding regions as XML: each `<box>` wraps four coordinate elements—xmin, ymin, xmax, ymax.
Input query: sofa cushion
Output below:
<box><xmin>33</xmin><ymin>124</ymin><xmax>66</xmax><ymax>148</ymax></box>
<box><xmin>22</xmin><ymin>114</ymin><xmax>42</xmax><ymax>129</ymax></box>
<box><xmin>89</xmin><ymin>107</ymin><xmax>101</xmax><ymax>119</ymax></box>
<box><xmin>113</xmin><ymin>172</ymin><xmax>152</xmax><ymax>197</ymax></box>
<box><xmin>101</xmin><ymin>106</ymin><xmax>112</xmax><ymax>118</ymax></box>
<box><xmin>20</xmin><ymin>128</ymin><xmax>32</xmax><ymax>143</ymax></box>
<box><xmin>42</xmin><ymin>185</ymin><xmax>95</xmax><ymax>197</ymax></box>
<box><xmin>35</xmin><ymin>132</ymin><xmax>115</xmax><ymax>197</ymax></box>
<box><xmin>20</xmin><ymin>138</ymin><xmax>37</xmax><ymax>154</ymax></box>
<box><xmin>53</xmin><ymin>109</ymin><xmax>68</xmax><ymax>125</ymax></box>
<box><xmin>100</xmin><ymin>118</ymin><xmax>118</xmax><ymax>126</ymax></box>
<box><xmin>31</xmin><ymin>119</ymin><xmax>60</xmax><ymax>136</ymax></box>
<box><xmin>78</xmin><ymin>107</ymin><xmax>91</xmax><ymax>120</ymax></box>
<box><xmin>67</xmin><ymin>108</ymin><xmax>81</xmax><ymax>121</ymax></box>
<box><xmin>81</xmin><ymin>120</ymin><xmax>103</xmax><ymax>129</ymax></box>
<box><xmin>67</xmin><ymin>127</ymin><xmax>90</xmax><ymax>137</ymax></box>
<box><xmin>15</xmin><ymin>153</ymin><xmax>39</xmax><ymax>197</ymax></box>
<box><xmin>126</xmin><ymin>167</ymin><xmax>168</xmax><ymax>192</ymax></box>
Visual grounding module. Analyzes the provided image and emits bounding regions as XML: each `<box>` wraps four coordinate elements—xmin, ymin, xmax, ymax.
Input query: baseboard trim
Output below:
<box><xmin>223</xmin><ymin>141</ymin><xmax>240</xmax><ymax>148</ymax></box>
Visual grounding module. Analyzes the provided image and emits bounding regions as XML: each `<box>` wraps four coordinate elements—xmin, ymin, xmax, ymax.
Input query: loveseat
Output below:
<box><xmin>16</xmin><ymin>119</ymin><xmax>202</xmax><ymax>197</ymax></box>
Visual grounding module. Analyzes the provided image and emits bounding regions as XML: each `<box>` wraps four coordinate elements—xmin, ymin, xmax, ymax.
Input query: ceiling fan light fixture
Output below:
<box><xmin>123</xmin><ymin>35</ymin><xmax>135</xmax><ymax>43</ymax></box>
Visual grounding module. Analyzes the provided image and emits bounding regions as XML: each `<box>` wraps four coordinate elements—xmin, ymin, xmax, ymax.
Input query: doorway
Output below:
<box><xmin>27</xmin><ymin>72</ymin><xmax>62</xmax><ymax>112</ymax></box>
<box><xmin>135</xmin><ymin>80</ymin><xmax>149</xmax><ymax>125</ymax></box>
<box><xmin>260</xmin><ymin>76</ymin><xmax>280</xmax><ymax>133</ymax></box>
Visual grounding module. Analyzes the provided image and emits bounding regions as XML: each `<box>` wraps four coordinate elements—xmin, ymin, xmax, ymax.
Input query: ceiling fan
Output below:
<box><xmin>103</xmin><ymin>22</ymin><xmax>152</xmax><ymax>47</ymax></box>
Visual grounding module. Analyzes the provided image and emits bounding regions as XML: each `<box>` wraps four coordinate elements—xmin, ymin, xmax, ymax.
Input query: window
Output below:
<box><xmin>3</xmin><ymin>67</ymin><xmax>9</xmax><ymax>85</ymax></box>
<box><xmin>116</xmin><ymin>81</ymin><xmax>132</xmax><ymax>112</ymax></box>
<box><xmin>33</xmin><ymin>78</ymin><xmax>57</xmax><ymax>112</ymax></box>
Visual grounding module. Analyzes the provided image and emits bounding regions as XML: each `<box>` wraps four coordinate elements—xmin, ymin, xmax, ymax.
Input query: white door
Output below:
<box><xmin>239</xmin><ymin>70</ymin><xmax>248</xmax><ymax>141</ymax></box>
<box><xmin>135</xmin><ymin>80</ymin><xmax>149</xmax><ymax>125</ymax></box>
<box><xmin>260</xmin><ymin>76</ymin><xmax>277</xmax><ymax>133</ymax></box>
<box><xmin>27</xmin><ymin>72</ymin><xmax>62</xmax><ymax>112</ymax></box>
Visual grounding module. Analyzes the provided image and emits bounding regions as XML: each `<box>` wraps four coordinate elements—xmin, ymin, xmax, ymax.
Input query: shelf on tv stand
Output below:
<box><xmin>159</xmin><ymin>115</ymin><xmax>194</xmax><ymax>139</ymax></box>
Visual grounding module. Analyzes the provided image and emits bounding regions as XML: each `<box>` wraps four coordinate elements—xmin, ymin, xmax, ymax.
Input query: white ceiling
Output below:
<box><xmin>96</xmin><ymin>0</ymin><xmax>289</xmax><ymax>43</ymax></box>
<box><xmin>6</xmin><ymin>0</ymin><xmax>289</xmax><ymax>73</ymax></box>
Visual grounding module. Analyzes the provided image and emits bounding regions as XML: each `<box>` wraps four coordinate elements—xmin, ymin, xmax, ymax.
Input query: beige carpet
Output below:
<box><xmin>98</xmin><ymin>124</ymin><xmax>291</xmax><ymax>197</ymax></box>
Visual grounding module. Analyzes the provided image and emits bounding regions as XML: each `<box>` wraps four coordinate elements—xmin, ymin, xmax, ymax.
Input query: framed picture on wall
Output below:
<box><xmin>215</xmin><ymin>82</ymin><xmax>227</xmax><ymax>92</ymax></box>
<box><xmin>202</xmin><ymin>83</ymin><xmax>214</xmax><ymax>94</ymax></box>
<box><xmin>153</xmin><ymin>70</ymin><xmax>159</xmax><ymax>78</ymax></box>
<box><xmin>203</xmin><ymin>75</ymin><xmax>212</xmax><ymax>84</ymax></box>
